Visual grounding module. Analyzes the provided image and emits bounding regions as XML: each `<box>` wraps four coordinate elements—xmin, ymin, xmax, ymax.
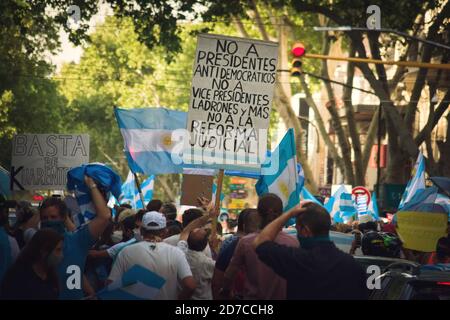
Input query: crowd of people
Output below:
<box><xmin>0</xmin><ymin>175</ymin><xmax>449</xmax><ymax>300</ymax></box>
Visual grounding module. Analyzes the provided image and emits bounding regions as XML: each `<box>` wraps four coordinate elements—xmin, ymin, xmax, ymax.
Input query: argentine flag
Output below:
<box><xmin>114</xmin><ymin>107</ymin><xmax>187</xmax><ymax>175</ymax></box>
<box><xmin>256</xmin><ymin>129</ymin><xmax>301</xmax><ymax>212</ymax></box>
<box><xmin>300</xmin><ymin>187</ymin><xmax>323</xmax><ymax>206</ymax></box>
<box><xmin>97</xmin><ymin>265</ymin><xmax>165</xmax><ymax>300</ymax></box>
<box><xmin>368</xmin><ymin>192</ymin><xmax>380</xmax><ymax>221</ymax></box>
<box><xmin>398</xmin><ymin>152</ymin><xmax>426</xmax><ymax>210</ymax></box>
<box><xmin>326</xmin><ymin>185</ymin><xmax>356</xmax><ymax>223</ymax></box>
<box><xmin>119</xmin><ymin>171</ymin><xmax>154</xmax><ymax>209</ymax></box>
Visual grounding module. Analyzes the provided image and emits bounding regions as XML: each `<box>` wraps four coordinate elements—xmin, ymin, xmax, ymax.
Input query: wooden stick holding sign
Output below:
<box><xmin>211</xmin><ymin>169</ymin><xmax>225</xmax><ymax>244</ymax></box>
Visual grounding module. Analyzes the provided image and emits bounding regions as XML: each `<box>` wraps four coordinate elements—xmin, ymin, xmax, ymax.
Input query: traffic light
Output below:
<box><xmin>290</xmin><ymin>42</ymin><xmax>306</xmax><ymax>77</ymax></box>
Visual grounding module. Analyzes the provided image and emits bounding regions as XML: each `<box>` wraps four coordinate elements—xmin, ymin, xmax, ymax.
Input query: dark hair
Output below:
<box><xmin>182</xmin><ymin>208</ymin><xmax>204</xmax><ymax>228</ymax></box>
<box><xmin>296</xmin><ymin>202</ymin><xmax>331</xmax><ymax>236</ymax></box>
<box><xmin>136</xmin><ymin>209</ymin><xmax>147</xmax><ymax>222</ymax></box>
<box><xmin>161</xmin><ymin>203</ymin><xmax>177</xmax><ymax>221</ymax></box>
<box><xmin>39</xmin><ymin>197</ymin><xmax>68</xmax><ymax>219</ymax></box>
<box><xmin>122</xmin><ymin>215</ymin><xmax>137</xmax><ymax>231</ymax></box>
<box><xmin>238</xmin><ymin>208</ymin><xmax>257</xmax><ymax>232</ymax></box>
<box><xmin>257</xmin><ymin>193</ymin><xmax>283</xmax><ymax>228</ymax></box>
<box><xmin>436</xmin><ymin>237</ymin><xmax>450</xmax><ymax>261</ymax></box>
<box><xmin>141</xmin><ymin>225</ymin><xmax>165</xmax><ymax>238</ymax></box>
<box><xmin>3</xmin><ymin>229</ymin><xmax>63</xmax><ymax>291</ymax></box>
<box><xmin>146</xmin><ymin>199</ymin><xmax>163</xmax><ymax>212</ymax></box>
<box><xmin>187</xmin><ymin>229</ymin><xmax>208</xmax><ymax>252</ymax></box>
<box><xmin>120</xmin><ymin>203</ymin><xmax>132</xmax><ymax>209</ymax></box>
<box><xmin>359</xmin><ymin>221</ymin><xmax>378</xmax><ymax>233</ymax></box>
<box><xmin>166</xmin><ymin>221</ymin><xmax>182</xmax><ymax>237</ymax></box>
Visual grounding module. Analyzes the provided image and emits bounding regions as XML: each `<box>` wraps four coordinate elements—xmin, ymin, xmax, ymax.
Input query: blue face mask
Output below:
<box><xmin>297</xmin><ymin>234</ymin><xmax>330</xmax><ymax>249</ymax></box>
<box><xmin>41</xmin><ymin>220</ymin><xmax>66</xmax><ymax>235</ymax></box>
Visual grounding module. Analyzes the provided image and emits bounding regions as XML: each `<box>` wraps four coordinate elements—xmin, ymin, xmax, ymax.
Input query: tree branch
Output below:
<box><xmin>232</xmin><ymin>14</ymin><xmax>249</xmax><ymax>38</ymax></box>
<box><xmin>343</xmin><ymin>43</ymin><xmax>364</xmax><ymax>185</ymax></box>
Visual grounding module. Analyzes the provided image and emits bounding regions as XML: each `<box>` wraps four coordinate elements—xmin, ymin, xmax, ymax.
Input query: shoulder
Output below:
<box><xmin>276</xmin><ymin>232</ymin><xmax>299</xmax><ymax>246</ymax></box>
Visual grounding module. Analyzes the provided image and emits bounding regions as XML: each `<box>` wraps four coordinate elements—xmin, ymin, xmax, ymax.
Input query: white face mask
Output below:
<box><xmin>111</xmin><ymin>230</ymin><xmax>123</xmax><ymax>244</ymax></box>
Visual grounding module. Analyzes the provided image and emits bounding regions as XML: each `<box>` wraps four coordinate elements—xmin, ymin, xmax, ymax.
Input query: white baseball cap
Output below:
<box><xmin>142</xmin><ymin>211</ymin><xmax>166</xmax><ymax>230</ymax></box>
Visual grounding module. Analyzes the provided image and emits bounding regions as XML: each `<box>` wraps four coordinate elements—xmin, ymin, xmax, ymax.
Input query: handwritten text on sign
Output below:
<box><xmin>184</xmin><ymin>34</ymin><xmax>278</xmax><ymax>170</ymax></box>
<box><xmin>11</xmin><ymin>134</ymin><xmax>89</xmax><ymax>190</ymax></box>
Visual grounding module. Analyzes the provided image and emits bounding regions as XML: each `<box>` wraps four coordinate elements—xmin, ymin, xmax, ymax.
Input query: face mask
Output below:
<box><xmin>41</xmin><ymin>220</ymin><xmax>66</xmax><ymax>235</ymax></box>
<box><xmin>47</xmin><ymin>253</ymin><xmax>63</xmax><ymax>267</ymax></box>
<box><xmin>111</xmin><ymin>230</ymin><xmax>123</xmax><ymax>244</ymax></box>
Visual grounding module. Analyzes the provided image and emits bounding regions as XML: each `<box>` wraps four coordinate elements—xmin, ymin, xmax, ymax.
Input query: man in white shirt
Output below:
<box><xmin>176</xmin><ymin>202</ymin><xmax>219</xmax><ymax>300</ymax></box>
<box><xmin>164</xmin><ymin>208</ymin><xmax>212</xmax><ymax>258</ymax></box>
<box><xmin>108</xmin><ymin>211</ymin><xmax>196</xmax><ymax>300</ymax></box>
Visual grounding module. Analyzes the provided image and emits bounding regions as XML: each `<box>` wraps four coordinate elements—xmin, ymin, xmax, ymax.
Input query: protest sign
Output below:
<box><xmin>180</xmin><ymin>174</ymin><xmax>214</xmax><ymax>206</ymax></box>
<box><xmin>11</xmin><ymin>134</ymin><xmax>89</xmax><ymax>190</ymax></box>
<box><xmin>183</xmin><ymin>34</ymin><xmax>279</xmax><ymax>172</ymax></box>
<box><xmin>396</xmin><ymin>211</ymin><xmax>448</xmax><ymax>252</ymax></box>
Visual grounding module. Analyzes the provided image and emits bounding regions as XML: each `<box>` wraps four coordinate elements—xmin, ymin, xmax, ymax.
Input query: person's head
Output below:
<box><xmin>295</xmin><ymin>202</ymin><xmax>331</xmax><ymax>238</ymax></box>
<box><xmin>436</xmin><ymin>237</ymin><xmax>450</xmax><ymax>262</ymax></box>
<box><xmin>135</xmin><ymin>209</ymin><xmax>147</xmax><ymax>228</ymax></box>
<box><xmin>16</xmin><ymin>228</ymin><xmax>64</xmax><ymax>269</ymax></box>
<box><xmin>39</xmin><ymin>197</ymin><xmax>69</xmax><ymax>235</ymax></box>
<box><xmin>146</xmin><ymin>199</ymin><xmax>163</xmax><ymax>212</ymax></box>
<box><xmin>187</xmin><ymin>228</ymin><xmax>208</xmax><ymax>252</ymax></box>
<box><xmin>15</xmin><ymin>205</ymin><xmax>36</xmax><ymax>227</ymax></box>
<box><xmin>140</xmin><ymin>211</ymin><xmax>167</xmax><ymax>239</ymax></box>
<box><xmin>117</xmin><ymin>208</ymin><xmax>135</xmax><ymax>224</ymax></box>
<box><xmin>359</xmin><ymin>221</ymin><xmax>378</xmax><ymax>233</ymax></box>
<box><xmin>182</xmin><ymin>208</ymin><xmax>204</xmax><ymax>228</ymax></box>
<box><xmin>257</xmin><ymin>193</ymin><xmax>283</xmax><ymax>228</ymax></box>
<box><xmin>161</xmin><ymin>203</ymin><xmax>177</xmax><ymax>221</ymax></box>
<box><xmin>166</xmin><ymin>221</ymin><xmax>182</xmax><ymax>238</ymax></box>
<box><xmin>237</xmin><ymin>208</ymin><xmax>259</xmax><ymax>234</ymax></box>
<box><xmin>121</xmin><ymin>215</ymin><xmax>137</xmax><ymax>241</ymax></box>
<box><xmin>40</xmin><ymin>197</ymin><xmax>69</xmax><ymax>222</ymax></box>
<box><xmin>120</xmin><ymin>203</ymin><xmax>132</xmax><ymax>209</ymax></box>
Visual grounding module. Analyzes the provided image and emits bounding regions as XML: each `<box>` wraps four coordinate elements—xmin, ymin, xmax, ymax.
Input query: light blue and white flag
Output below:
<box><xmin>255</xmin><ymin>129</ymin><xmax>301</xmax><ymax>213</ymax></box>
<box><xmin>114</xmin><ymin>107</ymin><xmax>187</xmax><ymax>175</ymax></box>
<box><xmin>300</xmin><ymin>187</ymin><xmax>323</xmax><ymax>206</ymax></box>
<box><xmin>327</xmin><ymin>185</ymin><xmax>356</xmax><ymax>223</ymax></box>
<box><xmin>97</xmin><ymin>264</ymin><xmax>165</xmax><ymax>300</ymax></box>
<box><xmin>398</xmin><ymin>152</ymin><xmax>426</xmax><ymax>210</ymax></box>
<box><xmin>67</xmin><ymin>163</ymin><xmax>122</xmax><ymax>227</ymax></box>
<box><xmin>368</xmin><ymin>192</ymin><xmax>380</xmax><ymax>221</ymax></box>
<box><xmin>119</xmin><ymin>171</ymin><xmax>154</xmax><ymax>209</ymax></box>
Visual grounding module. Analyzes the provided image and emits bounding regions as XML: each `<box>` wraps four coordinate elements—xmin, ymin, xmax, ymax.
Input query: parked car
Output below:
<box><xmin>354</xmin><ymin>255</ymin><xmax>450</xmax><ymax>300</ymax></box>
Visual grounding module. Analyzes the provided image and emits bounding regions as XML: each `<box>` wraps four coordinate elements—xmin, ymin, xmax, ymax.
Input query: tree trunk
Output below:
<box><xmin>299</xmin><ymin>74</ymin><xmax>345</xmax><ymax>177</ymax></box>
<box><xmin>343</xmin><ymin>43</ymin><xmax>364</xmax><ymax>186</ymax></box>
<box><xmin>321</xmin><ymin>33</ymin><xmax>355</xmax><ymax>185</ymax></box>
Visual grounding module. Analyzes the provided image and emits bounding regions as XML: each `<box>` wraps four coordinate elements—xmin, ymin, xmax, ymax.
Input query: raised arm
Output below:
<box><xmin>85</xmin><ymin>175</ymin><xmax>111</xmax><ymax>240</ymax></box>
<box><xmin>252</xmin><ymin>206</ymin><xmax>305</xmax><ymax>250</ymax></box>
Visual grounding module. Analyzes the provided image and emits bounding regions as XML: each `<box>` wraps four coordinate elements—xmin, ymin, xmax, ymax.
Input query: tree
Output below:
<box><xmin>289</xmin><ymin>0</ymin><xmax>449</xmax><ymax>183</ymax></box>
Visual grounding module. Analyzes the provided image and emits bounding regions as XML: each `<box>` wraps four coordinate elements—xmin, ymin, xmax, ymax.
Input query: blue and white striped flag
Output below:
<box><xmin>398</xmin><ymin>152</ymin><xmax>426</xmax><ymax>210</ymax></box>
<box><xmin>114</xmin><ymin>107</ymin><xmax>187</xmax><ymax>175</ymax></box>
<box><xmin>368</xmin><ymin>192</ymin><xmax>380</xmax><ymax>221</ymax></box>
<box><xmin>67</xmin><ymin>163</ymin><xmax>122</xmax><ymax>227</ymax></box>
<box><xmin>256</xmin><ymin>129</ymin><xmax>301</xmax><ymax>212</ymax></box>
<box><xmin>327</xmin><ymin>185</ymin><xmax>356</xmax><ymax>223</ymax></box>
<box><xmin>119</xmin><ymin>172</ymin><xmax>154</xmax><ymax>209</ymax></box>
<box><xmin>97</xmin><ymin>265</ymin><xmax>165</xmax><ymax>300</ymax></box>
<box><xmin>356</xmin><ymin>194</ymin><xmax>369</xmax><ymax>215</ymax></box>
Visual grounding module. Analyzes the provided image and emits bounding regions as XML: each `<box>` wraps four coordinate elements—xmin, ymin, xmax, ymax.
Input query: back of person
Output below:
<box><xmin>109</xmin><ymin>241</ymin><xmax>190</xmax><ymax>300</ymax></box>
<box><xmin>232</xmin><ymin>231</ymin><xmax>298</xmax><ymax>299</ymax></box>
<box><xmin>286</xmin><ymin>241</ymin><xmax>367</xmax><ymax>299</ymax></box>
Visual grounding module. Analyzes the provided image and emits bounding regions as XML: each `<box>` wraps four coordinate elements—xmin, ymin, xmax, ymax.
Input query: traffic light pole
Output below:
<box><xmin>303</xmin><ymin>53</ymin><xmax>450</xmax><ymax>70</ymax></box>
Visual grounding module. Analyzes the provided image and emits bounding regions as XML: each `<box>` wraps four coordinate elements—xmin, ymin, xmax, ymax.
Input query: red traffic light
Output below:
<box><xmin>291</xmin><ymin>42</ymin><xmax>306</xmax><ymax>57</ymax></box>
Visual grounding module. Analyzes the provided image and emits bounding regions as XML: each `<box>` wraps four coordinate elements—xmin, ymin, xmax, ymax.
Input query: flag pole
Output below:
<box><xmin>211</xmin><ymin>169</ymin><xmax>225</xmax><ymax>241</ymax></box>
<box><xmin>133</xmin><ymin>171</ymin><xmax>145</xmax><ymax>208</ymax></box>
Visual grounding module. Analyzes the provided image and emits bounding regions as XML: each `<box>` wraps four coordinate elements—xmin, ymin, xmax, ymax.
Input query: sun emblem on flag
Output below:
<box><xmin>160</xmin><ymin>134</ymin><xmax>173</xmax><ymax>149</ymax></box>
<box><xmin>278</xmin><ymin>181</ymin><xmax>290</xmax><ymax>199</ymax></box>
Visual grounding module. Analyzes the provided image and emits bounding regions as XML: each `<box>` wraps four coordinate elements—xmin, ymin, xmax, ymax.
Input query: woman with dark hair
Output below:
<box><xmin>1</xmin><ymin>229</ymin><xmax>64</xmax><ymax>300</ymax></box>
<box><xmin>12</xmin><ymin>204</ymin><xmax>39</xmax><ymax>249</ymax></box>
